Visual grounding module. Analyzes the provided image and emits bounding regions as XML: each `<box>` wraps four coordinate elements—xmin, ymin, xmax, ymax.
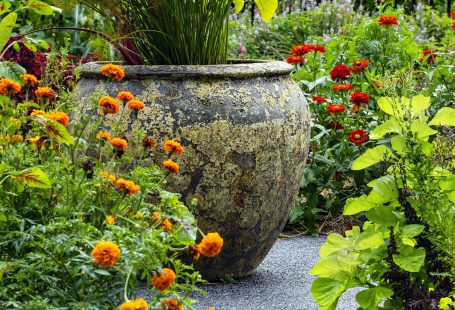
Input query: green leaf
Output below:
<box><xmin>254</xmin><ymin>0</ymin><xmax>278</xmax><ymax>23</ymax></box>
<box><xmin>366</xmin><ymin>204</ymin><xmax>403</xmax><ymax>227</ymax></box>
<box><xmin>377</xmin><ymin>97</ymin><xmax>407</xmax><ymax>117</ymax></box>
<box><xmin>369</xmin><ymin>118</ymin><xmax>402</xmax><ymax>140</ymax></box>
<box><xmin>0</xmin><ymin>61</ymin><xmax>26</xmax><ymax>83</ymax></box>
<box><xmin>173</xmin><ymin>206</ymin><xmax>197</xmax><ymax>245</ymax></box>
<box><xmin>0</xmin><ymin>261</ymin><xmax>8</xmax><ymax>279</ymax></box>
<box><xmin>311</xmin><ymin>278</ymin><xmax>345</xmax><ymax>310</ymax></box>
<box><xmin>428</xmin><ymin>107</ymin><xmax>455</xmax><ymax>127</ymax></box>
<box><xmin>351</xmin><ymin>145</ymin><xmax>395</xmax><ymax>170</ymax></box>
<box><xmin>393</xmin><ymin>246</ymin><xmax>425</xmax><ymax>272</ymax></box>
<box><xmin>232</xmin><ymin>0</ymin><xmax>244</xmax><ymax>13</ymax></box>
<box><xmin>410</xmin><ymin>117</ymin><xmax>437</xmax><ymax>139</ymax></box>
<box><xmin>0</xmin><ymin>1</ymin><xmax>11</xmax><ymax>15</ymax></box>
<box><xmin>0</xmin><ymin>213</ymin><xmax>6</xmax><ymax>222</ymax></box>
<box><xmin>367</xmin><ymin>175</ymin><xmax>398</xmax><ymax>204</ymax></box>
<box><xmin>0</xmin><ymin>12</ymin><xmax>17</xmax><ymax>52</ymax></box>
<box><xmin>94</xmin><ymin>269</ymin><xmax>111</xmax><ymax>276</ymax></box>
<box><xmin>356</xmin><ymin>232</ymin><xmax>384</xmax><ymax>250</ymax></box>
<box><xmin>311</xmin><ymin>256</ymin><xmax>343</xmax><ymax>277</ymax></box>
<box><xmin>410</xmin><ymin>94</ymin><xmax>431</xmax><ymax>115</ymax></box>
<box><xmin>344</xmin><ymin>195</ymin><xmax>375</xmax><ymax>215</ymax></box>
<box><xmin>320</xmin><ymin>233</ymin><xmax>351</xmax><ymax>258</ymax></box>
<box><xmin>356</xmin><ymin>286</ymin><xmax>394</xmax><ymax>309</ymax></box>
<box><xmin>11</xmin><ymin>167</ymin><xmax>52</xmax><ymax>189</ymax></box>
<box><xmin>391</xmin><ymin>135</ymin><xmax>406</xmax><ymax>154</ymax></box>
<box><xmin>33</xmin><ymin>116</ymin><xmax>74</xmax><ymax>145</ymax></box>
<box><xmin>17</xmin><ymin>102</ymin><xmax>41</xmax><ymax>110</ymax></box>
<box><xmin>400</xmin><ymin>224</ymin><xmax>425</xmax><ymax>239</ymax></box>
<box><xmin>25</xmin><ymin>0</ymin><xmax>54</xmax><ymax>15</ymax></box>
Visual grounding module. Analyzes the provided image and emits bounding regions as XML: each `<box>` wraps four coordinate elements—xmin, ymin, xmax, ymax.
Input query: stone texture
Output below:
<box><xmin>76</xmin><ymin>61</ymin><xmax>311</xmax><ymax>280</ymax></box>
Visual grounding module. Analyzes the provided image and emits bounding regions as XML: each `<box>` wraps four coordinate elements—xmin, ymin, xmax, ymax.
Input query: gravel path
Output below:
<box><xmin>138</xmin><ymin>235</ymin><xmax>359</xmax><ymax>309</ymax></box>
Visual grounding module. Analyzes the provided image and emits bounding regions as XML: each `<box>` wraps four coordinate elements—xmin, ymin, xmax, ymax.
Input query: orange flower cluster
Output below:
<box><xmin>351</xmin><ymin>59</ymin><xmax>370</xmax><ymax>74</ymax></box>
<box><xmin>378</xmin><ymin>16</ymin><xmax>398</xmax><ymax>27</ymax></box>
<box><xmin>114</xmin><ymin>178</ymin><xmax>140</xmax><ymax>195</ymax></box>
<box><xmin>110</xmin><ymin>137</ymin><xmax>128</xmax><ymax>151</ymax></box>
<box><xmin>104</xmin><ymin>215</ymin><xmax>115</xmax><ymax>225</ymax></box>
<box><xmin>291</xmin><ymin>44</ymin><xmax>325</xmax><ymax>56</ymax></box>
<box><xmin>100</xmin><ymin>63</ymin><xmax>125</xmax><ymax>81</ymax></box>
<box><xmin>0</xmin><ymin>78</ymin><xmax>21</xmax><ymax>96</ymax></box>
<box><xmin>21</xmin><ymin>74</ymin><xmax>38</xmax><ymax>87</ymax></box>
<box><xmin>118</xmin><ymin>91</ymin><xmax>134</xmax><ymax>102</ymax></box>
<box><xmin>44</xmin><ymin>111</ymin><xmax>70</xmax><ymax>127</ymax></box>
<box><xmin>152</xmin><ymin>268</ymin><xmax>176</xmax><ymax>291</ymax></box>
<box><xmin>98</xmin><ymin>171</ymin><xmax>117</xmax><ymax>182</ymax></box>
<box><xmin>161</xmin><ymin>298</ymin><xmax>182</xmax><ymax>310</ymax></box>
<box><xmin>91</xmin><ymin>241</ymin><xmax>121</xmax><ymax>268</ymax></box>
<box><xmin>312</xmin><ymin>96</ymin><xmax>327</xmax><ymax>103</ymax></box>
<box><xmin>119</xmin><ymin>298</ymin><xmax>148</xmax><ymax>310</ymax></box>
<box><xmin>348</xmin><ymin>129</ymin><xmax>368</xmax><ymax>146</ymax></box>
<box><xmin>195</xmin><ymin>232</ymin><xmax>224</xmax><ymax>257</ymax></box>
<box><xmin>161</xmin><ymin>218</ymin><xmax>172</xmax><ymax>231</ymax></box>
<box><xmin>163</xmin><ymin>159</ymin><xmax>179</xmax><ymax>173</ymax></box>
<box><xmin>326</xmin><ymin>104</ymin><xmax>345</xmax><ymax>114</ymax></box>
<box><xmin>98</xmin><ymin>96</ymin><xmax>120</xmax><ymax>115</ymax></box>
<box><xmin>287</xmin><ymin>55</ymin><xmax>303</xmax><ymax>65</ymax></box>
<box><xmin>450</xmin><ymin>11</ymin><xmax>455</xmax><ymax>18</ymax></box>
<box><xmin>35</xmin><ymin>87</ymin><xmax>55</xmax><ymax>100</ymax></box>
<box><xmin>164</xmin><ymin>140</ymin><xmax>184</xmax><ymax>155</ymax></box>
<box><xmin>128</xmin><ymin>99</ymin><xmax>145</xmax><ymax>111</ymax></box>
<box><xmin>96</xmin><ymin>130</ymin><xmax>111</xmax><ymax>142</ymax></box>
<box><xmin>350</xmin><ymin>92</ymin><xmax>369</xmax><ymax>106</ymax></box>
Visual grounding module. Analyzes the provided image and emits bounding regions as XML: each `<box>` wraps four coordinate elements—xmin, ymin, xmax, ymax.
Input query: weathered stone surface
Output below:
<box><xmin>76</xmin><ymin>61</ymin><xmax>310</xmax><ymax>280</ymax></box>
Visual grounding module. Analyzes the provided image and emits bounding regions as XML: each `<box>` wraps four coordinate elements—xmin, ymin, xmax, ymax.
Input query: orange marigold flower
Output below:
<box><xmin>98</xmin><ymin>171</ymin><xmax>117</xmax><ymax>183</ymax></box>
<box><xmin>117</xmin><ymin>91</ymin><xmax>134</xmax><ymax>102</ymax></box>
<box><xmin>142</xmin><ymin>136</ymin><xmax>157</xmax><ymax>150</ymax></box>
<box><xmin>330</xmin><ymin>64</ymin><xmax>351</xmax><ymax>81</ymax></box>
<box><xmin>104</xmin><ymin>215</ymin><xmax>115</xmax><ymax>225</ymax></box>
<box><xmin>96</xmin><ymin>130</ymin><xmax>111</xmax><ymax>142</ymax></box>
<box><xmin>22</xmin><ymin>74</ymin><xmax>38</xmax><ymax>87</ymax></box>
<box><xmin>98</xmin><ymin>96</ymin><xmax>120</xmax><ymax>115</ymax></box>
<box><xmin>110</xmin><ymin>137</ymin><xmax>128</xmax><ymax>151</ymax></box>
<box><xmin>287</xmin><ymin>55</ymin><xmax>303</xmax><ymax>65</ymax></box>
<box><xmin>119</xmin><ymin>298</ymin><xmax>148</xmax><ymax>310</ymax></box>
<box><xmin>44</xmin><ymin>111</ymin><xmax>70</xmax><ymax>127</ymax></box>
<box><xmin>351</xmin><ymin>59</ymin><xmax>370</xmax><ymax>74</ymax></box>
<box><xmin>189</xmin><ymin>245</ymin><xmax>201</xmax><ymax>261</ymax></box>
<box><xmin>0</xmin><ymin>78</ymin><xmax>22</xmax><ymax>96</ymax></box>
<box><xmin>128</xmin><ymin>99</ymin><xmax>145</xmax><ymax>111</ymax></box>
<box><xmin>152</xmin><ymin>268</ymin><xmax>176</xmax><ymax>291</ymax></box>
<box><xmin>35</xmin><ymin>87</ymin><xmax>55</xmax><ymax>100</ymax></box>
<box><xmin>152</xmin><ymin>212</ymin><xmax>161</xmax><ymax>222</ymax></box>
<box><xmin>326</xmin><ymin>104</ymin><xmax>345</xmax><ymax>114</ymax></box>
<box><xmin>29</xmin><ymin>136</ymin><xmax>46</xmax><ymax>150</ymax></box>
<box><xmin>350</xmin><ymin>92</ymin><xmax>369</xmax><ymax>106</ymax></box>
<box><xmin>348</xmin><ymin>129</ymin><xmax>368</xmax><ymax>146</ymax></box>
<box><xmin>163</xmin><ymin>159</ymin><xmax>179</xmax><ymax>173</ymax></box>
<box><xmin>161</xmin><ymin>218</ymin><xmax>172</xmax><ymax>231</ymax></box>
<box><xmin>100</xmin><ymin>63</ymin><xmax>125</xmax><ymax>81</ymax></box>
<box><xmin>161</xmin><ymin>298</ymin><xmax>182</xmax><ymax>310</ymax></box>
<box><xmin>163</xmin><ymin>140</ymin><xmax>184</xmax><ymax>156</ymax></box>
<box><xmin>197</xmin><ymin>232</ymin><xmax>224</xmax><ymax>257</ymax></box>
<box><xmin>115</xmin><ymin>178</ymin><xmax>140</xmax><ymax>195</ymax></box>
<box><xmin>31</xmin><ymin>109</ymin><xmax>45</xmax><ymax>116</ymax></box>
<box><xmin>333</xmin><ymin>84</ymin><xmax>353</xmax><ymax>91</ymax></box>
<box><xmin>378</xmin><ymin>16</ymin><xmax>398</xmax><ymax>27</ymax></box>
<box><xmin>91</xmin><ymin>241</ymin><xmax>121</xmax><ymax>268</ymax></box>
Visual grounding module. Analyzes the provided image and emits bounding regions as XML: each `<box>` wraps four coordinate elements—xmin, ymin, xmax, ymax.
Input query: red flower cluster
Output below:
<box><xmin>351</xmin><ymin>59</ymin><xmax>370</xmax><ymax>74</ymax></box>
<box><xmin>312</xmin><ymin>96</ymin><xmax>327</xmax><ymax>103</ymax></box>
<box><xmin>326</xmin><ymin>104</ymin><xmax>345</xmax><ymax>114</ymax></box>
<box><xmin>450</xmin><ymin>11</ymin><xmax>455</xmax><ymax>18</ymax></box>
<box><xmin>333</xmin><ymin>84</ymin><xmax>353</xmax><ymax>91</ymax></box>
<box><xmin>420</xmin><ymin>49</ymin><xmax>438</xmax><ymax>64</ymax></box>
<box><xmin>348</xmin><ymin>129</ymin><xmax>368</xmax><ymax>146</ymax></box>
<box><xmin>290</xmin><ymin>44</ymin><xmax>326</xmax><ymax>56</ymax></box>
<box><xmin>327</xmin><ymin>121</ymin><xmax>343</xmax><ymax>130</ymax></box>
<box><xmin>287</xmin><ymin>56</ymin><xmax>303</xmax><ymax>65</ymax></box>
<box><xmin>330</xmin><ymin>64</ymin><xmax>351</xmax><ymax>81</ymax></box>
<box><xmin>378</xmin><ymin>16</ymin><xmax>399</xmax><ymax>27</ymax></box>
<box><xmin>350</xmin><ymin>92</ymin><xmax>369</xmax><ymax>106</ymax></box>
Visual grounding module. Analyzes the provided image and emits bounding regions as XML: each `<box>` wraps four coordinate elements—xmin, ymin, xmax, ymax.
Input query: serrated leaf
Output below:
<box><xmin>26</xmin><ymin>0</ymin><xmax>54</xmax><ymax>15</ymax></box>
<box><xmin>351</xmin><ymin>145</ymin><xmax>395</xmax><ymax>170</ymax></box>
<box><xmin>0</xmin><ymin>12</ymin><xmax>17</xmax><ymax>52</ymax></box>
<box><xmin>254</xmin><ymin>0</ymin><xmax>278</xmax><ymax>23</ymax></box>
<box><xmin>369</xmin><ymin>118</ymin><xmax>402</xmax><ymax>140</ymax></box>
<box><xmin>344</xmin><ymin>195</ymin><xmax>375</xmax><ymax>215</ymax></box>
<box><xmin>356</xmin><ymin>286</ymin><xmax>393</xmax><ymax>309</ymax></box>
<box><xmin>393</xmin><ymin>246</ymin><xmax>425</xmax><ymax>272</ymax></box>
<box><xmin>311</xmin><ymin>278</ymin><xmax>345</xmax><ymax>310</ymax></box>
<box><xmin>12</xmin><ymin>167</ymin><xmax>52</xmax><ymax>189</ymax></box>
<box><xmin>429</xmin><ymin>107</ymin><xmax>455</xmax><ymax>127</ymax></box>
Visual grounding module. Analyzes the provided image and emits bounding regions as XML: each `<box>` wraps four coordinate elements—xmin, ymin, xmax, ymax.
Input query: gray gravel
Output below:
<box><xmin>139</xmin><ymin>235</ymin><xmax>359</xmax><ymax>310</ymax></box>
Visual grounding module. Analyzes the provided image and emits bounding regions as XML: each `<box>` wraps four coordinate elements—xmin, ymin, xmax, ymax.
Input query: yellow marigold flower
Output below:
<box><xmin>119</xmin><ymin>298</ymin><xmax>148</xmax><ymax>310</ymax></box>
<box><xmin>31</xmin><ymin>109</ymin><xmax>45</xmax><ymax>116</ymax></box>
<box><xmin>128</xmin><ymin>100</ymin><xmax>145</xmax><ymax>111</ymax></box>
<box><xmin>110</xmin><ymin>137</ymin><xmax>128</xmax><ymax>151</ymax></box>
<box><xmin>96</xmin><ymin>130</ymin><xmax>111</xmax><ymax>142</ymax></box>
<box><xmin>10</xmin><ymin>134</ymin><xmax>24</xmax><ymax>145</ymax></box>
<box><xmin>91</xmin><ymin>241</ymin><xmax>121</xmax><ymax>268</ymax></box>
<box><xmin>163</xmin><ymin>140</ymin><xmax>184</xmax><ymax>156</ymax></box>
<box><xmin>135</xmin><ymin>212</ymin><xmax>144</xmax><ymax>220</ymax></box>
<box><xmin>98</xmin><ymin>171</ymin><xmax>116</xmax><ymax>183</ymax></box>
<box><xmin>117</xmin><ymin>91</ymin><xmax>134</xmax><ymax>102</ymax></box>
<box><xmin>207</xmin><ymin>308</ymin><xmax>215</xmax><ymax>310</ymax></box>
<box><xmin>100</xmin><ymin>63</ymin><xmax>125</xmax><ymax>81</ymax></box>
<box><xmin>35</xmin><ymin>87</ymin><xmax>55</xmax><ymax>100</ymax></box>
<box><xmin>152</xmin><ymin>212</ymin><xmax>161</xmax><ymax>222</ymax></box>
<box><xmin>98</xmin><ymin>96</ymin><xmax>120</xmax><ymax>115</ymax></box>
<box><xmin>152</xmin><ymin>268</ymin><xmax>176</xmax><ymax>291</ymax></box>
<box><xmin>21</xmin><ymin>74</ymin><xmax>38</xmax><ymax>87</ymax></box>
<box><xmin>0</xmin><ymin>78</ymin><xmax>21</xmax><ymax>96</ymax></box>
<box><xmin>104</xmin><ymin>215</ymin><xmax>115</xmax><ymax>225</ymax></box>
<box><xmin>9</xmin><ymin>118</ymin><xmax>21</xmax><ymax>128</ymax></box>
<box><xmin>161</xmin><ymin>298</ymin><xmax>182</xmax><ymax>310</ymax></box>
<box><xmin>114</xmin><ymin>178</ymin><xmax>140</xmax><ymax>195</ymax></box>
<box><xmin>163</xmin><ymin>159</ymin><xmax>179</xmax><ymax>173</ymax></box>
<box><xmin>161</xmin><ymin>218</ymin><xmax>172</xmax><ymax>232</ymax></box>
<box><xmin>197</xmin><ymin>232</ymin><xmax>224</xmax><ymax>257</ymax></box>
<box><xmin>29</xmin><ymin>136</ymin><xmax>46</xmax><ymax>150</ymax></box>
<box><xmin>44</xmin><ymin>111</ymin><xmax>70</xmax><ymax>127</ymax></box>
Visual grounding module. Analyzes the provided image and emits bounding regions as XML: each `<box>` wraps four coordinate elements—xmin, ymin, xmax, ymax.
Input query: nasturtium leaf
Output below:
<box><xmin>410</xmin><ymin>94</ymin><xmax>431</xmax><ymax>115</ymax></box>
<box><xmin>311</xmin><ymin>277</ymin><xmax>345</xmax><ymax>310</ymax></box>
<box><xmin>356</xmin><ymin>286</ymin><xmax>394</xmax><ymax>309</ymax></box>
<box><xmin>351</xmin><ymin>145</ymin><xmax>395</xmax><ymax>170</ymax></box>
<box><xmin>0</xmin><ymin>12</ymin><xmax>17</xmax><ymax>52</ymax></box>
<box><xmin>344</xmin><ymin>195</ymin><xmax>375</xmax><ymax>215</ymax></box>
<box><xmin>355</xmin><ymin>232</ymin><xmax>384</xmax><ymax>250</ymax></box>
<box><xmin>400</xmin><ymin>224</ymin><xmax>425</xmax><ymax>239</ymax></box>
<box><xmin>369</xmin><ymin>118</ymin><xmax>402</xmax><ymax>140</ymax></box>
<box><xmin>11</xmin><ymin>167</ymin><xmax>52</xmax><ymax>189</ymax></box>
<box><xmin>320</xmin><ymin>233</ymin><xmax>351</xmax><ymax>258</ymax></box>
<box><xmin>429</xmin><ymin>107</ymin><xmax>455</xmax><ymax>127</ymax></box>
<box><xmin>393</xmin><ymin>246</ymin><xmax>425</xmax><ymax>272</ymax></box>
<box><xmin>254</xmin><ymin>0</ymin><xmax>278</xmax><ymax>23</ymax></box>
<box><xmin>391</xmin><ymin>135</ymin><xmax>406</xmax><ymax>154</ymax></box>
<box><xmin>367</xmin><ymin>175</ymin><xmax>398</xmax><ymax>204</ymax></box>
<box><xmin>25</xmin><ymin>0</ymin><xmax>54</xmax><ymax>15</ymax></box>
<box><xmin>0</xmin><ymin>1</ymin><xmax>11</xmax><ymax>15</ymax></box>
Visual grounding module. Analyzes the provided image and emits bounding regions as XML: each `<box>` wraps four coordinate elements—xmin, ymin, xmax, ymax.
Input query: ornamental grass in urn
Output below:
<box><xmin>74</xmin><ymin>0</ymin><xmax>312</xmax><ymax>280</ymax></box>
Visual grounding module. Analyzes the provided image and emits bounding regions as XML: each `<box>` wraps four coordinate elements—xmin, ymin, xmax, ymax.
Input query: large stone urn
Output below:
<box><xmin>76</xmin><ymin>61</ymin><xmax>310</xmax><ymax>280</ymax></box>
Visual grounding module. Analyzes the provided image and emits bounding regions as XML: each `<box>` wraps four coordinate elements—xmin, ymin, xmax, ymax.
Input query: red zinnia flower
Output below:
<box><xmin>313</xmin><ymin>45</ymin><xmax>326</xmax><ymax>53</ymax></box>
<box><xmin>327</xmin><ymin>121</ymin><xmax>343</xmax><ymax>130</ymax></box>
<box><xmin>348</xmin><ymin>129</ymin><xmax>368</xmax><ymax>146</ymax></box>
<box><xmin>330</xmin><ymin>64</ymin><xmax>351</xmax><ymax>81</ymax></box>
<box><xmin>287</xmin><ymin>55</ymin><xmax>303</xmax><ymax>65</ymax></box>
<box><xmin>290</xmin><ymin>44</ymin><xmax>326</xmax><ymax>56</ymax></box>
<box><xmin>452</xmin><ymin>22</ymin><xmax>455</xmax><ymax>30</ymax></box>
<box><xmin>419</xmin><ymin>49</ymin><xmax>438</xmax><ymax>64</ymax></box>
<box><xmin>326</xmin><ymin>104</ymin><xmax>345</xmax><ymax>114</ymax></box>
<box><xmin>450</xmin><ymin>11</ymin><xmax>455</xmax><ymax>18</ymax></box>
<box><xmin>312</xmin><ymin>96</ymin><xmax>327</xmax><ymax>103</ymax></box>
<box><xmin>378</xmin><ymin>16</ymin><xmax>399</xmax><ymax>27</ymax></box>
<box><xmin>350</xmin><ymin>92</ymin><xmax>369</xmax><ymax>106</ymax></box>
<box><xmin>333</xmin><ymin>84</ymin><xmax>353</xmax><ymax>91</ymax></box>
<box><xmin>351</xmin><ymin>59</ymin><xmax>370</xmax><ymax>74</ymax></box>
